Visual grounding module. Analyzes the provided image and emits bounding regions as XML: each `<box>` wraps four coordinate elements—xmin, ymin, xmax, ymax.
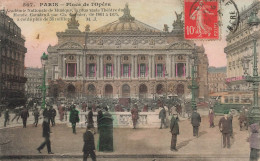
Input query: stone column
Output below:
<box><xmin>114</xmin><ymin>55</ymin><xmax>117</xmax><ymax>78</ymax></box>
<box><xmin>166</xmin><ymin>54</ymin><xmax>171</xmax><ymax>77</ymax></box>
<box><xmin>100</xmin><ymin>55</ymin><xmax>103</xmax><ymax>79</ymax></box>
<box><xmin>148</xmin><ymin>55</ymin><xmax>152</xmax><ymax>78</ymax></box>
<box><xmin>134</xmin><ymin>55</ymin><xmax>138</xmax><ymax>78</ymax></box>
<box><xmin>172</xmin><ymin>55</ymin><xmax>175</xmax><ymax>77</ymax></box>
<box><xmin>152</xmin><ymin>55</ymin><xmax>155</xmax><ymax>78</ymax></box>
<box><xmin>96</xmin><ymin>55</ymin><xmax>100</xmax><ymax>79</ymax></box>
<box><xmin>76</xmin><ymin>55</ymin><xmax>79</xmax><ymax>77</ymax></box>
<box><xmin>63</xmin><ymin>55</ymin><xmax>66</xmax><ymax>79</ymax></box>
<box><xmin>131</xmin><ymin>55</ymin><xmax>134</xmax><ymax>78</ymax></box>
<box><xmin>187</xmin><ymin>56</ymin><xmax>190</xmax><ymax>77</ymax></box>
<box><xmin>118</xmin><ymin>55</ymin><xmax>121</xmax><ymax>78</ymax></box>
<box><xmin>83</xmin><ymin>54</ymin><xmax>86</xmax><ymax>78</ymax></box>
<box><xmin>58</xmin><ymin>54</ymin><xmax>62</xmax><ymax>78</ymax></box>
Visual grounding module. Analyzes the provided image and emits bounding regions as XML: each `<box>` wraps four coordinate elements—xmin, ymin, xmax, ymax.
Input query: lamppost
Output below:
<box><xmin>0</xmin><ymin>39</ymin><xmax>2</xmax><ymax>102</ymax></box>
<box><xmin>83</xmin><ymin>25</ymin><xmax>90</xmax><ymax>99</ymax></box>
<box><xmin>41</xmin><ymin>52</ymin><xmax>48</xmax><ymax>109</ymax></box>
<box><xmin>188</xmin><ymin>53</ymin><xmax>199</xmax><ymax>111</ymax></box>
<box><xmin>244</xmin><ymin>11</ymin><xmax>260</xmax><ymax>124</ymax></box>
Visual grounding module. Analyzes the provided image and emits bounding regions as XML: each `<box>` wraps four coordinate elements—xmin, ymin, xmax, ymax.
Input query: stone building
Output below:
<box><xmin>46</xmin><ymin>4</ymin><xmax>208</xmax><ymax>100</ymax></box>
<box><xmin>224</xmin><ymin>1</ymin><xmax>260</xmax><ymax>104</ymax></box>
<box><xmin>24</xmin><ymin>67</ymin><xmax>43</xmax><ymax>98</ymax></box>
<box><xmin>208</xmin><ymin>67</ymin><xmax>227</xmax><ymax>94</ymax></box>
<box><xmin>0</xmin><ymin>9</ymin><xmax>27</xmax><ymax>102</ymax></box>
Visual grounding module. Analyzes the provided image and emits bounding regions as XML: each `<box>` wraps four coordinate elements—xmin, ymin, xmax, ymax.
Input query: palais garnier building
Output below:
<box><xmin>46</xmin><ymin>4</ymin><xmax>209</xmax><ymax>100</ymax></box>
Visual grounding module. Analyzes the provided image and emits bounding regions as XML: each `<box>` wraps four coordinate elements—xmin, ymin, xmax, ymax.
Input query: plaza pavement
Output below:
<box><xmin>0</xmin><ymin>108</ymin><xmax>252</xmax><ymax>161</ymax></box>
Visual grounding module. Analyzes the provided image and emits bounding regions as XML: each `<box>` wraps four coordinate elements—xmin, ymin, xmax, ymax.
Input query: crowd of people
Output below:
<box><xmin>0</xmin><ymin>98</ymin><xmax>259</xmax><ymax>161</ymax></box>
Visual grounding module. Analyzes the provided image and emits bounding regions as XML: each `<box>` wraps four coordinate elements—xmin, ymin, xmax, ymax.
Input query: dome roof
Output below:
<box><xmin>92</xmin><ymin>4</ymin><xmax>162</xmax><ymax>34</ymax></box>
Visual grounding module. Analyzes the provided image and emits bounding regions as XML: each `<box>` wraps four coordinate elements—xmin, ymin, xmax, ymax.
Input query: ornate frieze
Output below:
<box><xmin>167</xmin><ymin>42</ymin><xmax>193</xmax><ymax>50</ymax></box>
<box><xmin>59</xmin><ymin>42</ymin><xmax>83</xmax><ymax>50</ymax></box>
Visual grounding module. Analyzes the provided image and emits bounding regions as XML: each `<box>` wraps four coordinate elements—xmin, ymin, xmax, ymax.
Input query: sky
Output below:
<box><xmin>0</xmin><ymin>0</ymin><xmax>256</xmax><ymax>68</ymax></box>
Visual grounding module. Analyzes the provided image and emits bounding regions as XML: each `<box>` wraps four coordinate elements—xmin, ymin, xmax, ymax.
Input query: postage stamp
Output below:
<box><xmin>184</xmin><ymin>0</ymin><xmax>219</xmax><ymax>40</ymax></box>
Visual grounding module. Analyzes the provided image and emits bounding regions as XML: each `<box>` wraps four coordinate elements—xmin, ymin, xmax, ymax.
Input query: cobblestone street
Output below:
<box><xmin>0</xmin><ymin>112</ymin><xmax>252</xmax><ymax>161</ymax></box>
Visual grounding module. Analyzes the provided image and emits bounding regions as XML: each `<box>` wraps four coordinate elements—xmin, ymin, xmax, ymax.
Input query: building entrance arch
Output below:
<box><xmin>122</xmin><ymin>84</ymin><xmax>130</xmax><ymax>98</ymax></box>
<box><xmin>156</xmin><ymin>84</ymin><xmax>164</xmax><ymax>95</ymax></box>
<box><xmin>67</xmin><ymin>84</ymin><xmax>76</xmax><ymax>98</ymax></box>
<box><xmin>104</xmin><ymin>84</ymin><xmax>113</xmax><ymax>98</ymax></box>
<box><xmin>176</xmin><ymin>84</ymin><xmax>184</xmax><ymax>96</ymax></box>
<box><xmin>87</xmin><ymin>84</ymin><xmax>96</xmax><ymax>95</ymax></box>
<box><xmin>139</xmin><ymin>84</ymin><xmax>148</xmax><ymax>98</ymax></box>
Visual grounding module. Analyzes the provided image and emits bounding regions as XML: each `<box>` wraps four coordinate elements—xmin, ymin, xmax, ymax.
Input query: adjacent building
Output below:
<box><xmin>46</xmin><ymin>4</ymin><xmax>209</xmax><ymax>100</ymax></box>
<box><xmin>0</xmin><ymin>9</ymin><xmax>27</xmax><ymax>102</ymax></box>
<box><xmin>224</xmin><ymin>1</ymin><xmax>260</xmax><ymax>104</ymax></box>
<box><xmin>24</xmin><ymin>67</ymin><xmax>43</xmax><ymax>98</ymax></box>
<box><xmin>208</xmin><ymin>67</ymin><xmax>227</xmax><ymax>94</ymax></box>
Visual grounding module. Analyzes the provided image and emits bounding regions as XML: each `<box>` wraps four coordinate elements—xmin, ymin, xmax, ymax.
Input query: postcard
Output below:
<box><xmin>0</xmin><ymin>0</ymin><xmax>259</xmax><ymax>161</ymax></box>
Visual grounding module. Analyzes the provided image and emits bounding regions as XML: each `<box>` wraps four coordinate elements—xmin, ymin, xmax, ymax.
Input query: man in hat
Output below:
<box><xmin>69</xmin><ymin>104</ymin><xmax>80</xmax><ymax>134</ymax></box>
<box><xmin>170</xmin><ymin>110</ymin><xmax>179</xmax><ymax>151</ymax></box>
<box><xmin>191</xmin><ymin>109</ymin><xmax>201</xmax><ymax>137</ymax></box>
<box><xmin>208</xmin><ymin>108</ymin><xmax>215</xmax><ymax>128</ymax></box>
<box><xmin>87</xmin><ymin>107</ymin><xmax>94</xmax><ymax>128</ymax></box>
<box><xmin>43</xmin><ymin>106</ymin><xmax>51</xmax><ymax>124</ymax></box>
<box><xmin>219</xmin><ymin>111</ymin><xmax>232</xmax><ymax>148</ymax></box>
<box><xmin>49</xmin><ymin>106</ymin><xmax>56</xmax><ymax>127</ymax></box>
<box><xmin>37</xmin><ymin>117</ymin><xmax>54</xmax><ymax>154</ymax></box>
<box><xmin>159</xmin><ymin>106</ymin><xmax>167</xmax><ymax>129</ymax></box>
<box><xmin>82</xmin><ymin>125</ymin><xmax>96</xmax><ymax>161</ymax></box>
<box><xmin>131</xmin><ymin>104</ymin><xmax>139</xmax><ymax>129</ymax></box>
<box><xmin>4</xmin><ymin>109</ymin><xmax>9</xmax><ymax>127</ymax></box>
<box><xmin>32</xmin><ymin>108</ymin><xmax>40</xmax><ymax>127</ymax></box>
<box><xmin>20</xmin><ymin>107</ymin><xmax>29</xmax><ymax>128</ymax></box>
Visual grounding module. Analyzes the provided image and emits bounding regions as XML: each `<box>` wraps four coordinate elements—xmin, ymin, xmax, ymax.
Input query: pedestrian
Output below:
<box><xmin>170</xmin><ymin>110</ymin><xmax>179</xmax><ymax>151</ymax></box>
<box><xmin>43</xmin><ymin>106</ymin><xmax>51</xmax><ymax>124</ymax></box>
<box><xmin>82</xmin><ymin>102</ymin><xmax>87</xmax><ymax>112</ymax></box>
<box><xmin>229</xmin><ymin>112</ymin><xmax>233</xmax><ymax>138</ymax></box>
<box><xmin>143</xmin><ymin>104</ymin><xmax>148</xmax><ymax>112</ymax></box>
<box><xmin>50</xmin><ymin>106</ymin><xmax>56</xmax><ymax>126</ymax></box>
<box><xmin>248</xmin><ymin>123</ymin><xmax>260</xmax><ymax>161</ymax></box>
<box><xmin>191</xmin><ymin>109</ymin><xmax>201</xmax><ymax>137</ymax></box>
<box><xmin>64</xmin><ymin>106</ymin><xmax>68</xmax><ymax>121</ymax></box>
<box><xmin>20</xmin><ymin>107</ymin><xmax>29</xmax><ymax>128</ymax></box>
<box><xmin>37</xmin><ymin>117</ymin><xmax>54</xmax><ymax>154</ymax></box>
<box><xmin>208</xmin><ymin>108</ymin><xmax>215</xmax><ymax>128</ymax></box>
<box><xmin>131</xmin><ymin>104</ymin><xmax>139</xmax><ymax>129</ymax></box>
<box><xmin>11</xmin><ymin>107</ymin><xmax>21</xmax><ymax>122</ymax></box>
<box><xmin>69</xmin><ymin>104</ymin><xmax>80</xmax><ymax>134</ymax></box>
<box><xmin>219</xmin><ymin>112</ymin><xmax>232</xmax><ymax>148</ymax></box>
<box><xmin>87</xmin><ymin>107</ymin><xmax>94</xmax><ymax>128</ymax></box>
<box><xmin>159</xmin><ymin>106</ymin><xmax>167</xmax><ymax>129</ymax></box>
<box><xmin>33</xmin><ymin>108</ymin><xmax>40</xmax><ymax>127</ymax></box>
<box><xmin>83</xmin><ymin>125</ymin><xmax>96</xmax><ymax>161</ymax></box>
<box><xmin>4</xmin><ymin>109</ymin><xmax>9</xmax><ymax>127</ymax></box>
<box><xmin>238</xmin><ymin>111</ymin><xmax>247</xmax><ymax>131</ymax></box>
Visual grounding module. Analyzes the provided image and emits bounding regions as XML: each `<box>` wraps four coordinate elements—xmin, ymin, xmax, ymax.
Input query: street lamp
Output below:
<box><xmin>245</xmin><ymin>11</ymin><xmax>260</xmax><ymax>124</ymax></box>
<box><xmin>188</xmin><ymin>52</ymin><xmax>199</xmax><ymax>111</ymax></box>
<box><xmin>41</xmin><ymin>52</ymin><xmax>48</xmax><ymax>109</ymax></box>
<box><xmin>0</xmin><ymin>39</ymin><xmax>2</xmax><ymax>102</ymax></box>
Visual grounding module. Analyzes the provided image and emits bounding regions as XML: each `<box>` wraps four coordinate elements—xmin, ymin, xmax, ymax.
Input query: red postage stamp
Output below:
<box><xmin>184</xmin><ymin>0</ymin><xmax>219</xmax><ymax>40</ymax></box>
